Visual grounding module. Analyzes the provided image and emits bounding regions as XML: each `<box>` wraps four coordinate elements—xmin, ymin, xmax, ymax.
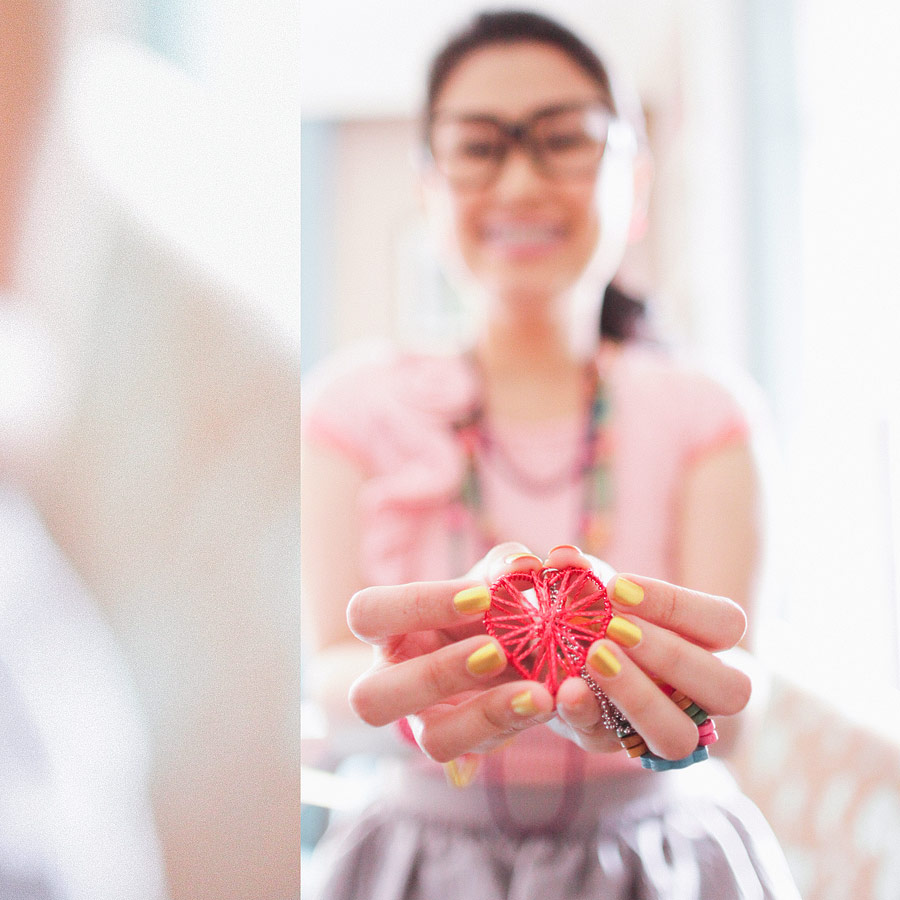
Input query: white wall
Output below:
<box><xmin>776</xmin><ymin>0</ymin><xmax>900</xmax><ymax>694</ymax></box>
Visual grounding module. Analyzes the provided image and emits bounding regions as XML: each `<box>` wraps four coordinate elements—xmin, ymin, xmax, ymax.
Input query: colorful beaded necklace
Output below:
<box><xmin>450</xmin><ymin>352</ymin><xmax>615</xmax><ymax>567</ymax></box>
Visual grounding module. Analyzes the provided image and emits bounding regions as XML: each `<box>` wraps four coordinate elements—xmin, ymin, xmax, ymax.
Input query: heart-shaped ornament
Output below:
<box><xmin>484</xmin><ymin>566</ymin><xmax>612</xmax><ymax>695</ymax></box>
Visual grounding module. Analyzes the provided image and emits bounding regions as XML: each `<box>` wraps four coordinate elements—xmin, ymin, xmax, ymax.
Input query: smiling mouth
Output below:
<box><xmin>481</xmin><ymin>224</ymin><xmax>567</xmax><ymax>262</ymax></box>
<box><xmin>483</xmin><ymin>223</ymin><xmax>565</xmax><ymax>244</ymax></box>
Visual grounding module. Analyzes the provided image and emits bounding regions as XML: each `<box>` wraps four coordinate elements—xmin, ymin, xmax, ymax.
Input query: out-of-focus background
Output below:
<box><xmin>3</xmin><ymin>0</ymin><xmax>298</xmax><ymax>898</ymax></box>
<box><xmin>301</xmin><ymin>1</ymin><xmax>900</xmax><ymax>897</ymax></box>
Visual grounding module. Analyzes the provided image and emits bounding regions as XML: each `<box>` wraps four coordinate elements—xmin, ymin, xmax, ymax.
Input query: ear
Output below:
<box><xmin>626</xmin><ymin>147</ymin><xmax>654</xmax><ymax>244</ymax></box>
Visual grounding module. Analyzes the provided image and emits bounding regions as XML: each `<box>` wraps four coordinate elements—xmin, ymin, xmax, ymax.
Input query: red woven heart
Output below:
<box><xmin>484</xmin><ymin>567</ymin><xmax>612</xmax><ymax>695</ymax></box>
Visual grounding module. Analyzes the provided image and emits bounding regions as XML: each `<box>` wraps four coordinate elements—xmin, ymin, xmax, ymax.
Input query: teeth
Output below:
<box><xmin>486</xmin><ymin>224</ymin><xmax>561</xmax><ymax>242</ymax></box>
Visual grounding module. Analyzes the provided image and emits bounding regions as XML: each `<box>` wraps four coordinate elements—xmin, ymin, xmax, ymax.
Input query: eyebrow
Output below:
<box><xmin>434</xmin><ymin>98</ymin><xmax>611</xmax><ymax>125</ymax></box>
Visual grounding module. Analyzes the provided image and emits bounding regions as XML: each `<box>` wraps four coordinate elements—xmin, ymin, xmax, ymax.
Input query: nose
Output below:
<box><xmin>492</xmin><ymin>142</ymin><xmax>549</xmax><ymax>197</ymax></box>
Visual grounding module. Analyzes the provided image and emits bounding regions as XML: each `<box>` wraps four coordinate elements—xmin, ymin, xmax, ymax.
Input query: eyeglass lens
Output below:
<box><xmin>429</xmin><ymin>104</ymin><xmax>611</xmax><ymax>189</ymax></box>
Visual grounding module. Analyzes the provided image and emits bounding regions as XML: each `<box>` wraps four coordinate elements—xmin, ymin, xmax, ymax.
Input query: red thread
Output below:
<box><xmin>484</xmin><ymin>567</ymin><xmax>612</xmax><ymax>695</ymax></box>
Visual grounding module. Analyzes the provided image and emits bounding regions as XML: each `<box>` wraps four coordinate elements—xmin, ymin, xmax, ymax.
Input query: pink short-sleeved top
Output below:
<box><xmin>303</xmin><ymin>340</ymin><xmax>752</xmax><ymax>780</ymax></box>
<box><xmin>303</xmin><ymin>340</ymin><xmax>749</xmax><ymax>585</ymax></box>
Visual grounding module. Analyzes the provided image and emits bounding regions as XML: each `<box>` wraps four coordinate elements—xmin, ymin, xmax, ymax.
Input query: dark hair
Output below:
<box><xmin>600</xmin><ymin>282</ymin><xmax>652</xmax><ymax>344</ymax></box>
<box><xmin>425</xmin><ymin>9</ymin><xmax>615</xmax><ymax>134</ymax></box>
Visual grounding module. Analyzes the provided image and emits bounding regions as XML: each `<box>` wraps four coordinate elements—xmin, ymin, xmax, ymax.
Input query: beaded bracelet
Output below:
<box><xmin>611</xmin><ymin>683</ymin><xmax>718</xmax><ymax>771</ymax></box>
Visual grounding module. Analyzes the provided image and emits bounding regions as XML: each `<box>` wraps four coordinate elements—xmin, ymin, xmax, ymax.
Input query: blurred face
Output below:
<box><xmin>425</xmin><ymin>42</ymin><xmax>614</xmax><ymax>306</ymax></box>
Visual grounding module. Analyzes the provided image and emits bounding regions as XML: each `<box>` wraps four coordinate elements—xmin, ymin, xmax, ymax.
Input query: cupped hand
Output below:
<box><xmin>346</xmin><ymin>542</ymin><xmax>556</xmax><ymax>763</ymax></box>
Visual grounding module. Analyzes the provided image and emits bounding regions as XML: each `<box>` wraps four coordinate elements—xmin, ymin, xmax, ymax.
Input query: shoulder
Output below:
<box><xmin>302</xmin><ymin>340</ymin><xmax>477</xmax><ymax>463</ymax></box>
<box><xmin>612</xmin><ymin>343</ymin><xmax>765</xmax><ymax>457</ymax></box>
<box><xmin>615</xmin><ymin>343</ymin><xmax>755</xmax><ymax>409</ymax></box>
<box><xmin>305</xmin><ymin>340</ymin><xmax>476</xmax><ymax>416</ymax></box>
<box><xmin>302</xmin><ymin>339</ymin><xmax>394</xmax><ymax>413</ymax></box>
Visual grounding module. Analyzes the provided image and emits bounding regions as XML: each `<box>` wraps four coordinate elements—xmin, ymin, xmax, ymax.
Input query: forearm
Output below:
<box><xmin>675</xmin><ymin>441</ymin><xmax>765</xmax><ymax>759</ymax></box>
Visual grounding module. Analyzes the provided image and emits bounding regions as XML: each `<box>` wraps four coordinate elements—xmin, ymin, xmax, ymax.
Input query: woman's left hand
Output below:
<box><xmin>550</xmin><ymin>550</ymin><xmax>752</xmax><ymax>758</ymax></box>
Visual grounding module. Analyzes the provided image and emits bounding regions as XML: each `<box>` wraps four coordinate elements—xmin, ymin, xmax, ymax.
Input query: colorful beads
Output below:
<box><xmin>670</xmin><ymin>690</ymin><xmax>693</xmax><ymax>709</ymax></box>
<box><xmin>620</xmin><ymin>732</ymin><xmax>649</xmax><ymax>758</ymax></box>
<box><xmin>697</xmin><ymin>718</ymin><xmax>718</xmax><ymax>747</ymax></box>
<box><xmin>669</xmin><ymin>689</ymin><xmax>709</xmax><ymax>725</ymax></box>
<box><xmin>639</xmin><ymin>746</ymin><xmax>710</xmax><ymax>771</ymax></box>
<box><xmin>615</xmin><ymin>686</ymin><xmax>718</xmax><ymax>770</ymax></box>
<box><xmin>690</xmin><ymin>707</ymin><xmax>709</xmax><ymax>725</ymax></box>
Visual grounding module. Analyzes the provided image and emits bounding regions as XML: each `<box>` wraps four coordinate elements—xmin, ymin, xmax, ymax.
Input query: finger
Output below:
<box><xmin>483</xmin><ymin>542</ymin><xmax>542</xmax><ymax>582</ymax></box>
<box><xmin>347</xmin><ymin>542</ymin><xmax>539</xmax><ymax>643</ymax></box>
<box><xmin>553</xmin><ymin>677</ymin><xmax>621</xmax><ymax>753</ymax></box>
<box><xmin>543</xmin><ymin>544</ymin><xmax>592</xmax><ymax>570</ymax></box>
<box><xmin>584</xmin><ymin>640</ymin><xmax>700</xmax><ymax>760</ymax></box>
<box><xmin>411</xmin><ymin>681</ymin><xmax>555</xmax><ymax>762</ymax></box>
<box><xmin>348</xmin><ymin>635</ymin><xmax>514</xmax><ymax>726</ymax></box>
<box><xmin>347</xmin><ymin>578</ymin><xmax>492</xmax><ymax>643</ymax></box>
<box><xmin>612</xmin><ymin>614</ymin><xmax>752</xmax><ymax>716</ymax></box>
<box><xmin>608</xmin><ymin>574</ymin><xmax>747</xmax><ymax>651</ymax></box>
<box><xmin>556</xmin><ymin>675</ymin><xmax>604</xmax><ymax>730</ymax></box>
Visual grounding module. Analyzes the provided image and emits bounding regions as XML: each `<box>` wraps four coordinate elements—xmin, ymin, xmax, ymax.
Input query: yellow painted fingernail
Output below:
<box><xmin>588</xmin><ymin>644</ymin><xmax>621</xmax><ymax>677</ymax></box>
<box><xmin>607</xmin><ymin>616</ymin><xmax>642</xmax><ymax>648</ymax></box>
<box><xmin>453</xmin><ymin>585</ymin><xmax>491</xmax><ymax>614</ymax></box>
<box><xmin>511</xmin><ymin>690</ymin><xmax>538</xmax><ymax>717</ymax></box>
<box><xmin>466</xmin><ymin>642</ymin><xmax>506</xmax><ymax>676</ymax></box>
<box><xmin>443</xmin><ymin>755</ymin><xmax>479</xmax><ymax>788</ymax></box>
<box><xmin>614</xmin><ymin>577</ymin><xmax>644</xmax><ymax>606</ymax></box>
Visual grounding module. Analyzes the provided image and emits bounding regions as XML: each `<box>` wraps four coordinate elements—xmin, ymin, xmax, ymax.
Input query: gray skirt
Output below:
<box><xmin>304</xmin><ymin>758</ymin><xmax>800</xmax><ymax>900</ymax></box>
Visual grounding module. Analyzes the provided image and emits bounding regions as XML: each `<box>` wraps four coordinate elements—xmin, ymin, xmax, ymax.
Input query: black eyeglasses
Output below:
<box><xmin>427</xmin><ymin>102</ymin><xmax>634</xmax><ymax>190</ymax></box>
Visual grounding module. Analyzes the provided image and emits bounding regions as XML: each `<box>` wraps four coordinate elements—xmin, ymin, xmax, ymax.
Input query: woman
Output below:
<box><xmin>302</xmin><ymin>10</ymin><xmax>799</xmax><ymax>898</ymax></box>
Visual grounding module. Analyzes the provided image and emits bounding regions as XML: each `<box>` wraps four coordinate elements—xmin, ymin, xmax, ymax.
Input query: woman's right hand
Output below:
<box><xmin>346</xmin><ymin>543</ymin><xmax>558</xmax><ymax>762</ymax></box>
